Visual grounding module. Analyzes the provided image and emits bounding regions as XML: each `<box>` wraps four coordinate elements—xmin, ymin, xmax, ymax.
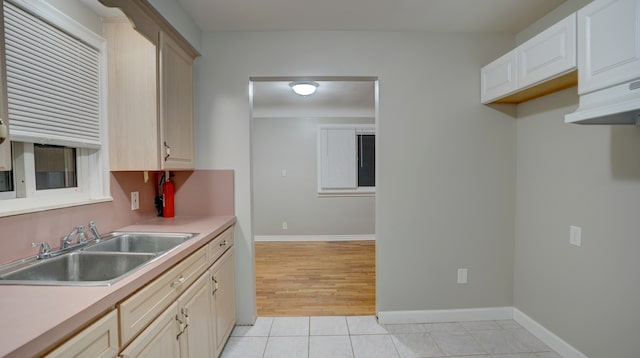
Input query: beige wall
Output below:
<box><xmin>516</xmin><ymin>0</ymin><xmax>592</xmax><ymax>45</ymax></box>
<box><xmin>515</xmin><ymin>88</ymin><xmax>640</xmax><ymax>358</ymax></box>
<box><xmin>194</xmin><ymin>31</ymin><xmax>516</xmax><ymax>323</ymax></box>
<box><xmin>252</xmin><ymin>117</ymin><xmax>375</xmax><ymax>236</ymax></box>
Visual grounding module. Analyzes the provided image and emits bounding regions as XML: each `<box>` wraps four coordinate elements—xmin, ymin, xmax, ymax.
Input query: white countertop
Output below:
<box><xmin>0</xmin><ymin>215</ymin><xmax>236</xmax><ymax>358</ymax></box>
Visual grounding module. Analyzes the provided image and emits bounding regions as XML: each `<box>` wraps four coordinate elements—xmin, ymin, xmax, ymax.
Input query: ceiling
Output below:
<box><xmin>177</xmin><ymin>0</ymin><xmax>565</xmax><ymax>33</ymax></box>
<box><xmin>204</xmin><ymin>1</ymin><xmax>565</xmax><ymax>114</ymax></box>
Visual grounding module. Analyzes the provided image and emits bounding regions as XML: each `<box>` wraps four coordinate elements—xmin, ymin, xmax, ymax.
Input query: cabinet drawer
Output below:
<box><xmin>45</xmin><ymin>310</ymin><xmax>118</xmax><ymax>358</ymax></box>
<box><xmin>119</xmin><ymin>244</ymin><xmax>208</xmax><ymax>347</ymax></box>
<box><xmin>209</xmin><ymin>226</ymin><xmax>234</xmax><ymax>264</ymax></box>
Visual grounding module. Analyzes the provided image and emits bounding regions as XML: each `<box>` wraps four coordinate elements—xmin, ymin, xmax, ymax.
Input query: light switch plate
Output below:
<box><xmin>457</xmin><ymin>268</ymin><xmax>468</xmax><ymax>284</ymax></box>
<box><xmin>131</xmin><ymin>192</ymin><xmax>139</xmax><ymax>210</ymax></box>
<box><xmin>570</xmin><ymin>225</ymin><xmax>581</xmax><ymax>247</ymax></box>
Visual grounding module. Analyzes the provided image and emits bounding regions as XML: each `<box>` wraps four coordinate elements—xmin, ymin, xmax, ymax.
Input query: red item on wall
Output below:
<box><xmin>163</xmin><ymin>177</ymin><xmax>175</xmax><ymax>218</ymax></box>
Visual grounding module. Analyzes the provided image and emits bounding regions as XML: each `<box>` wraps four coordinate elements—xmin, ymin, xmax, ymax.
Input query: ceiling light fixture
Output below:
<box><xmin>290</xmin><ymin>81</ymin><xmax>319</xmax><ymax>96</ymax></box>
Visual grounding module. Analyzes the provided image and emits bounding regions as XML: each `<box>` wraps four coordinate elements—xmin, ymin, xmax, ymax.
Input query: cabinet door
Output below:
<box><xmin>179</xmin><ymin>273</ymin><xmax>215</xmax><ymax>358</ymax></box>
<box><xmin>120</xmin><ymin>302</ymin><xmax>181</xmax><ymax>358</ymax></box>
<box><xmin>211</xmin><ymin>250</ymin><xmax>236</xmax><ymax>356</ymax></box>
<box><xmin>104</xmin><ymin>19</ymin><xmax>159</xmax><ymax>170</ymax></box>
<box><xmin>45</xmin><ymin>310</ymin><xmax>118</xmax><ymax>358</ymax></box>
<box><xmin>578</xmin><ymin>0</ymin><xmax>640</xmax><ymax>94</ymax></box>
<box><xmin>517</xmin><ymin>13</ymin><xmax>576</xmax><ymax>89</ymax></box>
<box><xmin>481</xmin><ymin>49</ymin><xmax>517</xmax><ymax>103</ymax></box>
<box><xmin>159</xmin><ymin>32</ymin><xmax>194</xmax><ymax>170</ymax></box>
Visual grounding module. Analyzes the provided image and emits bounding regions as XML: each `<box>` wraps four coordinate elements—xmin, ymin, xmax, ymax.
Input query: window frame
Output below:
<box><xmin>317</xmin><ymin>124</ymin><xmax>376</xmax><ymax>197</ymax></box>
<box><xmin>0</xmin><ymin>0</ymin><xmax>111</xmax><ymax>217</ymax></box>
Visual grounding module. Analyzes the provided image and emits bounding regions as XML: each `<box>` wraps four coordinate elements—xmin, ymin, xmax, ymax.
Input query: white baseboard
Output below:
<box><xmin>377</xmin><ymin>307</ymin><xmax>513</xmax><ymax>324</ymax></box>
<box><xmin>513</xmin><ymin>308</ymin><xmax>588</xmax><ymax>358</ymax></box>
<box><xmin>254</xmin><ymin>234</ymin><xmax>375</xmax><ymax>242</ymax></box>
<box><xmin>378</xmin><ymin>307</ymin><xmax>588</xmax><ymax>358</ymax></box>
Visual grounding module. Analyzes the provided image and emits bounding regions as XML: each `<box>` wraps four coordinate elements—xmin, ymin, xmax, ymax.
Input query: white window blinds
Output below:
<box><xmin>3</xmin><ymin>1</ymin><xmax>101</xmax><ymax>148</ymax></box>
<box><xmin>320</xmin><ymin>127</ymin><xmax>357</xmax><ymax>189</ymax></box>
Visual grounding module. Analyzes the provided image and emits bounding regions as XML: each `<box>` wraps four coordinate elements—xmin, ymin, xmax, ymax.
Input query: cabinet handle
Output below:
<box><xmin>181</xmin><ymin>307</ymin><xmax>189</xmax><ymax>326</ymax></box>
<box><xmin>175</xmin><ymin>314</ymin><xmax>186</xmax><ymax>339</ymax></box>
<box><xmin>219</xmin><ymin>240</ymin><xmax>227</xmax><ymax>247</ymax></box>
<box><xmin>170</xmin><ymin>275</ymin><xmax>186</xmax><ymax>288</ymax></box>
<box><xmin>212</xmin><ymin>275</ymin><xmax>219</xmax><ymax>295</ymax></box>
<box><xmin>164</xmin><ymin>141</ymin><xmax>171</xmax><ymax>161</ymax></box>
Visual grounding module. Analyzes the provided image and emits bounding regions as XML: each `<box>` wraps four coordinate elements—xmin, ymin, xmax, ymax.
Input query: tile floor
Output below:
<box><xmin>221</xmin><ymin>316</ymin><xmax>563</xmax><ymax>358</ymax></box>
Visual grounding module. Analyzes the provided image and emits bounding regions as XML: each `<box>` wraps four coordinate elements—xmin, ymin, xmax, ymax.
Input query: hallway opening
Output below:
<box><xmin>250</xmin><ymin>77</ymin><xmax>378</xmax><ymax>316</ymax></box>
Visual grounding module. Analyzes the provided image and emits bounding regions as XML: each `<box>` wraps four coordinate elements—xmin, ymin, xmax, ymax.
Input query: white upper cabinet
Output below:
<box><xmin>481</xmin><ymin>50</ymin><xmax>517</xmax><ymax>104</ymax></box>
<box><xmin>578</xmin><ymin>0</ymin><xmax>640</xmax><ymax>94</ymax></box>
<box><xmin>517</xmin><ymin>13</ymin><xmax>576</xmax><ymax>89</ymax></box>
<box><xmin>481</xmin><ymin>13</ymin><xmax>578</xmax><ymax>104</ymax></box>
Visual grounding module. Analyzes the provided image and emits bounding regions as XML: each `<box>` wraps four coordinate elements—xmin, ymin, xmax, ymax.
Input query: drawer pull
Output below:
<box><xmin>219</xmin><ymin>240</ymin><xmax>227</xmax><ymax>247</ymax></box>
<box><xmin>170</xmin><ymin>275</ymin><xmax>186</xmax><ymax>288</ymax></box>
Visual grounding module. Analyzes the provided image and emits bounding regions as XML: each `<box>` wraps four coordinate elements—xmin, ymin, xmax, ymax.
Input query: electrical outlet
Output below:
<box><xmin>570</xmin><ymin>225</ymin><xmax>581</xmax><ymax>247</ymax></box>
<box><xmin>131</xmin><ymin>191</ymin><xmax>139</xmax><ymax>210</ymax></box>
<box><xmin>282</xmin><ymin>221</ymin><xmax>288</xmax><ymax>230</ymax></box>
<box><xmin>281</xmin><ymin>169</ymin><xmax>287</xmax><ymax>177</ymax></box>
<box><xmin>457</xmin><ymin>268</ymin><xmax>468</xmax><ymax>284</ymax></box>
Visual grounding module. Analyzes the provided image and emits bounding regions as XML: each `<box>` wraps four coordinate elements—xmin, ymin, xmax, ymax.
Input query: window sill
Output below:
<box><xmin>0</xmin><ymin>196</ymin><xmax>114</xmax><ymax>218</ymax></box>
<box><xmin>318</xmin><ymin>189</ymin><xmax>376</xmax><ymax>197</ymax></box>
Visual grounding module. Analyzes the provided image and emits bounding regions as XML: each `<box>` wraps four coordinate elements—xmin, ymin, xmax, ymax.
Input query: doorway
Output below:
<box><xmin>250</xmin><ymin>77</ymin><xmax>378</xmax><ymax>316</ymax></box>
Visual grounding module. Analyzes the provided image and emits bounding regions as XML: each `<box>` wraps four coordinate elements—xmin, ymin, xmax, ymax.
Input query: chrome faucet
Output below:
<box><xmin>60</xmin><ymin>226</ymin><xmax>86</xmax><ymax>249</ymax></box>
<box><xmin>32</xmin><ymin>242</ymin><xmax>52</xmax><ymax>259</ymax></box>
<box><xmin>88</xmin><ymin>221</ymin><xmax>101</xmax><ymax>242</ymax></box>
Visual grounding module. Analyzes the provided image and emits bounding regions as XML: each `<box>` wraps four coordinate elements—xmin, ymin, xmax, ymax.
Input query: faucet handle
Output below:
<box><xmin>88</xmin><ymin>221</ymin><xmax>101</xmax><ymax>241</ymax></box>
<box><xmin>77</xmin><ymin>226</ymin><xmax>87</xmax><ymax>243</ymax></box>
<box><xmin>32</xmin><ymin>242</ymin><xmax>51</xmax><ymax>259</ymax></box>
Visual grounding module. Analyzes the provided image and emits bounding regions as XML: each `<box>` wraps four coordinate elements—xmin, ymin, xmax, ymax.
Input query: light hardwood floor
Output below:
<box><xmin>255</xmin><ymin>241</ymin><xmax>375</xmax><ymax>317</ymax></box>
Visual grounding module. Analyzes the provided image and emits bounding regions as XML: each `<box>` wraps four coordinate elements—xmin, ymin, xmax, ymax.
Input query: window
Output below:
<box><xmin>0</xmin><ymin>0</ymin><xmax>110</xmax><ymax>216</ymax></box>
<box><xmin>34</xmin><ymin>144</ymin><xmax>77</xmax><ymax>190</ymax></box>
<box><xmin>317</xmin><ymin>124</ymin><xmax>375</xmax><ymax>196</ymax></box>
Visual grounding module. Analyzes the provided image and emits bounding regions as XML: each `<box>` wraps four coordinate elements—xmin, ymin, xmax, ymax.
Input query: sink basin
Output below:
<box><xmin>0</xmin><ymin>231</ymin><xmax>198</xmax><ymax>286</ymax></box>
<box><xmin>0</xmin><ymin>252</ymin><xmax>156</xmax><ymax>285</ymax></box>
<box><xmin>84</xmin><ymin>232</ymin><xmax>196</xmax><ymax>254</ymax></box>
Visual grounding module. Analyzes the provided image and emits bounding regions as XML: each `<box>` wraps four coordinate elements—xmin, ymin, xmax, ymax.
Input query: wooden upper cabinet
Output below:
<box><xmin>105</xmin><ymin>18</ymin><xmax>158</xmax><ymax>171</ymax></box>
<box><xmin>159</xmin><ymin>32</ymin><xmax>194</xmax><ymax>170</ymax></box>
<box><xmin>101</xmin><ymin>0</ymin><xmax>197</xmax><ymax>171</ymax></box>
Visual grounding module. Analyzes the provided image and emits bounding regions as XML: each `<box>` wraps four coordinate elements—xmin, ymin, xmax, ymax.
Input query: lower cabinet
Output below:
<box><xmin>211</xmin><ymin>250</ymin><xmax>236</xmax><ymax>356</ymax></box>
<box><xmin>45</xmin><ymin>310</ymin><xmax>118</xmax><ymax>358</ymax></box>
<box><xmin>121</xmin><ymin>247</ymin><xmax>236</xmax><ymax>358</ymax></box>
<box><xmin>179</xmin><ymin>272</ymin><xmax>215</xmax><ymax>358</ymax></box>
<box><xmin>120</xmin><ymin>302</ymin><xmax>181</xmax><ymax>358</ymax></box>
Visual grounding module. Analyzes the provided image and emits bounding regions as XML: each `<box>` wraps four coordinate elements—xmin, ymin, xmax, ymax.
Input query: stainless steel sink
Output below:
<box><xmin>0</xmin><ymin>252</ymin><xmax>156</xmax><ymax>285</ymax></box>
<box><xmin>83</xmin><ymin>232</ymin><xmax>196</xmax><ymax>254</ymax></box>
<box><xmin>0</xmin><ymin>232</ymin><xmax>198</xmax><ymax>286</ymax></box>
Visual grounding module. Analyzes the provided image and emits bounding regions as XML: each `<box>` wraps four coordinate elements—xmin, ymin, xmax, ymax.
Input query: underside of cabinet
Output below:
<box><xmin>491</xmin><ymin>70</ymin><xmax>578</xmax><ymax>104</ymax></box>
